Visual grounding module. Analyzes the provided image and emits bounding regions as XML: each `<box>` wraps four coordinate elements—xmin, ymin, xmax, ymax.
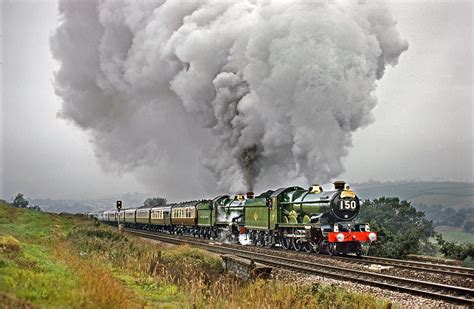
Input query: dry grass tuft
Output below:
<box><xmin>0</xmin><ymin>235</ymin><xmax>22</xmax><ymax>253</ymax></box>
<box><xmin>0</xmin><ymin>292</ymin><xmax>38</xmax><ymax>309</ymax></box>
<box><xmin>54</xmin><ymin>242</ymin><xmax>144</xmax><ymax>308</ymax></box>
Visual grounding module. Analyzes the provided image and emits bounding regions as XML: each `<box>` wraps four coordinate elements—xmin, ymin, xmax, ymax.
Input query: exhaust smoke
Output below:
<box><xmin>51</xmin><ymin>0</ymin><xmax>408</xmax><ymax>196</ymax></box>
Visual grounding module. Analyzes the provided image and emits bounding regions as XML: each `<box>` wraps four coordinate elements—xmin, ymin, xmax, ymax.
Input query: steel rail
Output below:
<box><xmin>125</xmin><ymin>228</ymin><xmax>474</xmax><ymax>306</ymax></box>
<box><xmin>250</xmin><ymin>241</ymin><xmax>474</xmax><ymax>279</ymax></box>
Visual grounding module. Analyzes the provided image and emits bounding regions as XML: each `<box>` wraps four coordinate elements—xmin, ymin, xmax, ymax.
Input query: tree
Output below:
<box><xmin>358</xmin><ymin>197</ymin><xmax>435</xmax><ymax>258</ymax></box>
<box><xmin>144</xmin><ymin>197</ymin><xmax>167</xmax><ymax>207</ymax></box>
<box><xmin>12</xmin><ymin>193</ymin><xmax>29</xmax><ymax>208</ymax></box>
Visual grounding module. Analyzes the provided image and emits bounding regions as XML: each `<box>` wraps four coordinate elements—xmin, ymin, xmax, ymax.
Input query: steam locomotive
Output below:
<box><xmin>91</xmin><ymin>181</ymin><xmax>376</xmax><ymax>256</ymax></box>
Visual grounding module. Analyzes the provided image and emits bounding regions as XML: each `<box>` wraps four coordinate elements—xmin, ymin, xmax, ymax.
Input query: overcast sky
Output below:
<box><xmin>1</xmin><ymin>0</ymin><xmax>472</xmax><ymax>200</ymax></box>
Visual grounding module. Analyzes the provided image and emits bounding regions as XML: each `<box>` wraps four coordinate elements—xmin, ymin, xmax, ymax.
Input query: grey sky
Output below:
<box><xmin>341</xmin><ymin>1</ymin><xmax>473</xmax><ymax>183</ymax></box>
<box><xmin>2</xmin><ymin>0</ymin><xmax>142</xmax><ymax>199</ymax></box>
<box><xmin>1</xmin><ymin>0</ymin><xmax>472</xmax><ymax>200</ymax></box>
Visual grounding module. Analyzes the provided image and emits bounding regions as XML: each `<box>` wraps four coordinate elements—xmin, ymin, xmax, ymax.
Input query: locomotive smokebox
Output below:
<box><xmin>246</xmin><ymin>191</ymin><xmax>255</xmax><ymax>199</ymax></box>
<box><xmin>334</xmin><ymin>181</ymin><xmax>346</xmax><ymax>191</ymax></box>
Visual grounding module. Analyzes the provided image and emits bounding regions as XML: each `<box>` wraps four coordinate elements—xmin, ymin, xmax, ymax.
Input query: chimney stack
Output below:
<box><xmin>334</xmin><ymin>181</ymin><xmax>346</xmax><ymax>191</ymax></box>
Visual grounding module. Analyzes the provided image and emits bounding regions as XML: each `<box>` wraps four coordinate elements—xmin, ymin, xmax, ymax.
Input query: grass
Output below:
<box><xmin>434</xmin><ymin>225</ymin><xmax>473</xmax><ymax>244</ymax></box>
<box><xmin>0</xmin><ymin>201</ymin><xmax>390</xmax><ymax>308</ymax></box>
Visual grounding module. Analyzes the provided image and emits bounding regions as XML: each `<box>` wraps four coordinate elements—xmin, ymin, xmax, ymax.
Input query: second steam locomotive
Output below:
<box><xmin>92</xmin><ymin>181</ymin><xmax>377</xmax><ymax>256</ymax></box>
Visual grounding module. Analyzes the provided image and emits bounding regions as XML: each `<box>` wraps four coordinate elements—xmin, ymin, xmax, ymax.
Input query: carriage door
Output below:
<box><xmin>164</xmin><ymin>210</ymin><xmax>170</xmax><ymax>225</ymax></box>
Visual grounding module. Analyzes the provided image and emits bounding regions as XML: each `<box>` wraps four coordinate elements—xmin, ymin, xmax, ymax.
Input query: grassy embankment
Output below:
<box><xmin>0</xmin><ymin>201</ymin><xmax>390</xmax><ymax>308</ymax></box>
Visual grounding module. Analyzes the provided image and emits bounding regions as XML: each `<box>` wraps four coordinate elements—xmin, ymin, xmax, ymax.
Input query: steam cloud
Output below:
<box><xmin>51</xmin><ymin>0</ymin><xmax>408</xmax><ymax>197</ymax></box>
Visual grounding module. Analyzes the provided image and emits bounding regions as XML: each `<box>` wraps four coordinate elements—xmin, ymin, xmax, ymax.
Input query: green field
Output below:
<box><xmin>0</xmin><ymin>202</ymin><xmax>389</xmax><ymax>308</ymax></box>
<box><xmin>436</xmin><ymin>228</ymin><xmax>474</xmax><ymax>244</ymax></box>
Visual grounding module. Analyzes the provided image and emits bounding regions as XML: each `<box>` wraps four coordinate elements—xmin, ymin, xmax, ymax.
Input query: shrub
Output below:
<box><xmin>436</xmin><ymin>234</ymin><xmax>474</xmax><ymax>260</ymax></box>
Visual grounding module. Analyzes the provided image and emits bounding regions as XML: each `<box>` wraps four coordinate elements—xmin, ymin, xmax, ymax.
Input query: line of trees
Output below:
<box><xmin>415</xmin><ymin>203</ymin><xmax>474</xmax><ymax>233</ymax></box>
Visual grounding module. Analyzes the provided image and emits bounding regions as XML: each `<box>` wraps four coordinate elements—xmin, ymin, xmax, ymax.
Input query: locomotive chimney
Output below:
<box><xmin>333</xmin><ymin>181</ymin><xmax>346</xmax><ymax>191</ymax></box>
<box><xmin>246</xmin><ymin>191</ymin><xmax>255</xmax><ymax>199</ymax></box>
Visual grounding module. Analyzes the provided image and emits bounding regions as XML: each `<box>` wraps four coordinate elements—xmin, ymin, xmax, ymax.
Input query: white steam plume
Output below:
<box><xmin>51</xmin><ymin>0</ymin><xmax>408</xmax><ymax>197</ymax></box>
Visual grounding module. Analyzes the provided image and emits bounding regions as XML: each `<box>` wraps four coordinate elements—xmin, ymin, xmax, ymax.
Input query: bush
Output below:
<box><xmin>436</xmin><ymin>234</ymin><xmax>474</xmax><ymax>260</ymax></box>
<box><xmin>79</xmin><ymin>228</ymin><xmax>127</xmax><ymax>241</ymax></box>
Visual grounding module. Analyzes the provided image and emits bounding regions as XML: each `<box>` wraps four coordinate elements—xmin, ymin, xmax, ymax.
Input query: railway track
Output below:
<box><xmin>336</xmin><ymin>255</ymin><xmax>474</xmax><ymax>279</ymax></box>
<box><xmin>234</xmin><ymin>238</ymin><xmax>474</xmax><ymax>279</ymax></box>
<box><xmin>125</xmin><ymin>228</ymin><xmax>474</xmax><ymax>306</ymax></box>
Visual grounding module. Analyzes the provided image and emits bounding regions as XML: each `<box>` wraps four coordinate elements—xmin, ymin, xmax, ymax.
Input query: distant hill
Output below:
<box><xmin>26</xmin><ymin>192</ymin><xmax>150</xmax><ymax>214</ymax></box>
<box><xmin>352</xmin><ymin>181</ymin><xmax>473</xmax><ymax>209</ymax></box>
